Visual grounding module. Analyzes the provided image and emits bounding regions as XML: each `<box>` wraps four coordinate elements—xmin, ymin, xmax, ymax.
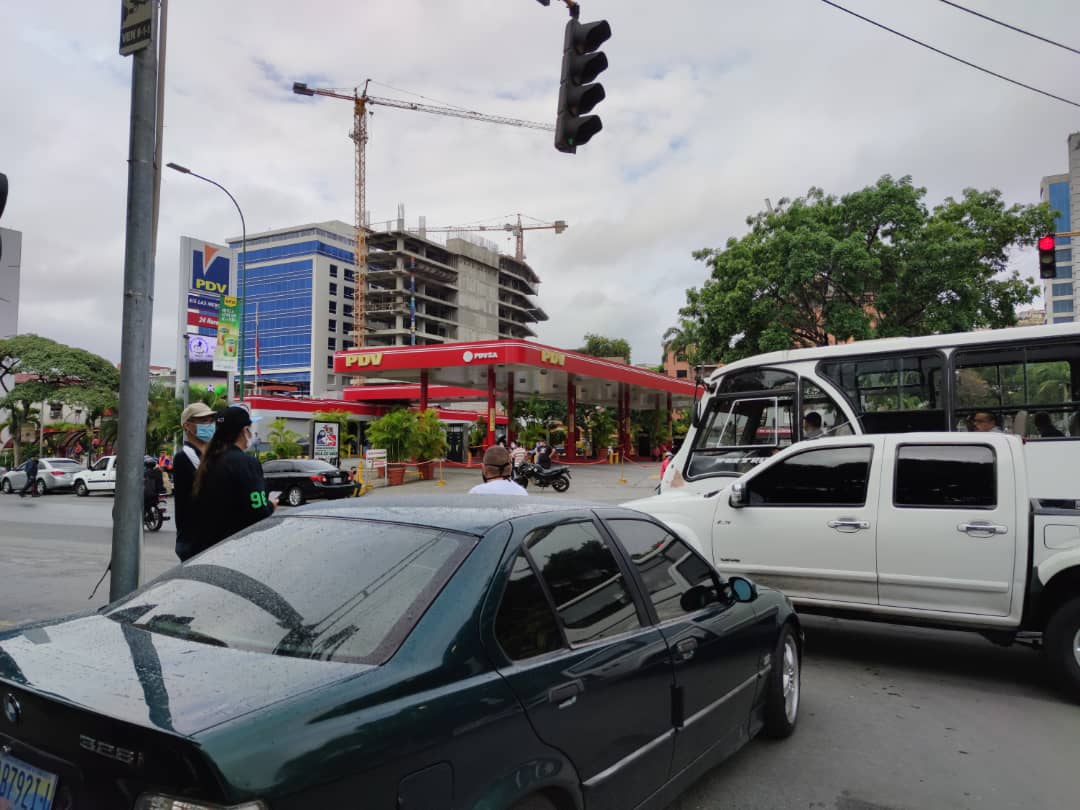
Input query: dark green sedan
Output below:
<box><xmin>0</xmin><ymin>496</ymin><xmax>801</xmax><ymax>810</ymax></box>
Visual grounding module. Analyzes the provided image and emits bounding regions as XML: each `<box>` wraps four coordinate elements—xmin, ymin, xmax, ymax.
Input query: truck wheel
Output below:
<box><xmin>75</xmin><ymin>480</ymin><xmax>88</xmax><ymax>497</ymax></box>
<box><xmin>762</xmin><ymin>623</ymin><xmax>801</xmax><ymax>738</ymax></box>
<box><xmin>1045</xmin><ymin>597</ymin><xmax>1080</xmax><ymax>699</ymax></box>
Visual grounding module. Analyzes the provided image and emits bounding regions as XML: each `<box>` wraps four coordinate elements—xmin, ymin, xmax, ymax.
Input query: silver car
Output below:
<box><xmin>1</xmin><ymin>457</ymin><xmax>86</xmax><ymax>495</ymax></box>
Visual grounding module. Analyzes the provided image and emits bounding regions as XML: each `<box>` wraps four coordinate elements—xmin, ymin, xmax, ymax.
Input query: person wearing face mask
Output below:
<box><xmin>173</xmin><ymin>402</ymin><xmax>218</xmax><ymax>561</ymax></box>
<box><xmin>186</xmin><ymin>405</ymin><xmax>275</xmax><ymax>559</ymax></box>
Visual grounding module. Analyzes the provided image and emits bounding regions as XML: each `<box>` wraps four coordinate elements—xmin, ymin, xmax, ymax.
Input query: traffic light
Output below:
<box><xmin>1039</xmin><ymin>234</ymin><xmax>1057</xmax><ymax>279</ymax></box>
<box><xmin>555</xmin><ymin>16</ymin><xmax>611</xmax><ymax>153</ymax></box>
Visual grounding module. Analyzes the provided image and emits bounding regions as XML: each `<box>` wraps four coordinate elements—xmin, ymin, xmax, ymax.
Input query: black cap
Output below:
<box><xmin>214</xmin><ymin>405</ymin><xmax>256</xmax><ymax>442</ymax></box>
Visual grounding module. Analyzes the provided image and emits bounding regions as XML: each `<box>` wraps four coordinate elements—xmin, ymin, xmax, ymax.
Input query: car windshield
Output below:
<box><xmin>104</xmin><ymin>516</ymin><xmax>477</xmax><ymax>664</ymax></box>
<box><xmin>47</xmin><ymin>460</ymin><xmax>83</xmax><ymax>471</ymax></box>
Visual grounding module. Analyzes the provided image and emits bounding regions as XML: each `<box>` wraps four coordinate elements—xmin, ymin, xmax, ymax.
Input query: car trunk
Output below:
<box><xmin>0</xmin><ymin>614</ymin><xmax>370</xmax><ymax>808</ymax></box>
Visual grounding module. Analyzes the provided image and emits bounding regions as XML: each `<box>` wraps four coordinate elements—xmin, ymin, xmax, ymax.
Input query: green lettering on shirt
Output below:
<box><xmin>250</xmin><ymin>491</ymin><xmax>269</xmax><ymax>509</ymax></box>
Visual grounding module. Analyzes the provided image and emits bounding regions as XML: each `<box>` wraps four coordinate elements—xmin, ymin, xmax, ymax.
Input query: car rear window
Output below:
<box><xmin>48</xmin><ymin>460</ymin><xmax>83</xmax><ymax>471</ymax></box>
<box><xmin>295</xmin><ymin>460</ymin><xmax>337</xmax><ymax>472</ymax></box>
<box><xmin>105</xmin><ymin>517</ymin><xmax>477</xmax><ymax>664</ymax></box>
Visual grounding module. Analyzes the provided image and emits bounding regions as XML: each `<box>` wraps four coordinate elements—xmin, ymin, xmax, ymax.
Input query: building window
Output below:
<box><xmin>675</xmin><ymin>352</ymin><xmax>687</xmax><ymax>362</ymax></box>
<box><xmin>329</xmin><ymin>282</ymin><xmax>338</xmax><ymax>296</ymax></box>
<box><xmin>328</xmin><ymin>300</ymin><xmax>337</xmax><ymax>315</ymax></box>
<box><xmin>676</xmin><ymin>369</ymin><xmax>688</xmax><ymax>378</ymax></box>
<box><xmin>1052</xmin><ymin>282</ymin><xmax>1074</xmax><ymax>297</ymax></box>
<box><xmin>329</xmin><ymin>319</ymin><xmax>337</xmax><ymax>332</ymax></box>
<box><xmin>1056</xmin><ymin>265</ymin><xmax>1072</xmax><ymax>279</ymax></box>
<box><xmin>329</xmin><ymin>264</ymin><xmax>339</xmax><ymax>278</ymax></box>
<box><xmin>344</xmin><ymin>286</ymin><xmax>355</xmax><ymax>300</ymax></box>
<box><xmin>1057</xmin><ymin>249</ymin><xmax>1073</xmax><ymax>264</ymax></box>
<box><xmin>1052</xmin><ymin>300</ymin><xmax>1074</xmax><ymax>314</ymax></box>
<box><xmin>342</xmin><ymin>339</ymin><xmax>354</xmax><ymax>351</ymax></box>
<box><xmin>343</xmin><ymin>304</ymin><xmax>354</xmax><ymax>319</ymax></box>
<box><xmin>1054</xmin><ymin>316</ymin><xmax>1074</xmax><ymax>324</ymax></box>
<box><xmin>327</xmin><ymin>337</ymin><xmax>336</xmax><ymax>351</ymax></box>
<box><xmin>326</xmin><ymin>356</ymin><xmax>334</xmax><ymax>369</ymax></box>
<box><xmin>327</xmin><ymin>374</ymin><xmax>337</xmax><ymax>386</ymax></box>
<box><xmin>344</xmin><ymin>268</ymin><xmax>355</xmax><ymax>282</ymax></box>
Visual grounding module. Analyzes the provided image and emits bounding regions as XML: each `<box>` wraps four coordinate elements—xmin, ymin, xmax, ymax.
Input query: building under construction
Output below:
<box><xmin>222</xmin><ymin>215</ymin><xmax>547</xmax><ymax>397</ymax></box>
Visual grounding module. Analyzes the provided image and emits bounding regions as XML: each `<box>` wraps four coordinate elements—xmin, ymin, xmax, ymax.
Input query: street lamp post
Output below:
<box><xmin>166</xmin><ymin>162</ymin><xmax>247</xmax><ymax>402</ymax></box>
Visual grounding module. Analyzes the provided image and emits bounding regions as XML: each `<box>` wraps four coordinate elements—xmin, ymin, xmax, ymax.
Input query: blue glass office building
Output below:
<box><xmin>1041</xmin><ymin>133</ymin><xmax>1079</xmax><ymax>325</ymax></box>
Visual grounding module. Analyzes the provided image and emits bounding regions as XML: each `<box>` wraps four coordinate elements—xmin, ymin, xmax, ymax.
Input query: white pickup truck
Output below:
<box><xmin>73</xmin><ymin>455</ymin><xmax>118</xmax><ymax>496</ymax></box>
<box><xmin>627</xmin><ymin>432</ymin><xmax>1080</xmax><ymax>695</ymax></box>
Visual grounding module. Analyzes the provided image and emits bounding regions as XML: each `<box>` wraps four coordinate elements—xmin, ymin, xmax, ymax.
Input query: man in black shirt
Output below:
<box><xmin>173</xmin><ymin>402</ymin><xmax>217</xmax><ymax>561</ymax></box>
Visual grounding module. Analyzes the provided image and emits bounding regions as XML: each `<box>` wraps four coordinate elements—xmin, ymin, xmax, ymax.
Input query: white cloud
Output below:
<box><xmin>2</xmin><ymin>0</ymin><xmax>1076</xmax><ymax>368</ymax></box>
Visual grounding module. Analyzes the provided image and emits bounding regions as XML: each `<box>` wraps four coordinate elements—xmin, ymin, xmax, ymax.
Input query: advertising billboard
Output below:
<box><xmin>177</xmin><ymin>237</ymin><xmax>237</xmax><ymax>389</ymax></box>
<box><xmin>313</xmin><ymin>421</ymin><xmax>340</xmax><ymax>463</ymax></box>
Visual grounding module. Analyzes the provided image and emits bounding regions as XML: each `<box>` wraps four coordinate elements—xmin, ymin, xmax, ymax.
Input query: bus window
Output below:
<box><xmin>818</xmin><ymin>353</ymin><xmax>946</xmax><ymax>433</ymax></box>
<box><xmin>954</xmin><ymin>342</ymin><xmax>1080</xmax><ymax>438</ymax></box>
<box><xmin>687</xmin><ymin>369</ymin><xmax>796</xmax><ymax>478</ymax></box>
<box><xmin>801</xmin><ymin>380</ymin><xmax>854</xmax><ymax>438</ymax></box>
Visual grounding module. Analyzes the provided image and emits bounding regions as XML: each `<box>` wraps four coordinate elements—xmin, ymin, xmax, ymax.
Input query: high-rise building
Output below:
<box><xmin>223</xmin><ymin>219</ymin><xmax>546</xmax><ymax>397</ymax></box>
<box><xmin>0</xmin><ymin>226</ymin><xmax>21</xmax><ymax>338</ymax></box>
<box><xmin>1040</xmin><ymin>132</ymin><xmax>1079</xmax><ymax>324</ymax></box>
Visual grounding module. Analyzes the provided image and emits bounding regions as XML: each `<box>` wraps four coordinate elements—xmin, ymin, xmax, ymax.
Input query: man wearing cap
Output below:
<box><xmin>186</xmin><ymin>405</ymin><xmax>275</xmax><ymax>558</ymax></box>
<box><xmin>173</xmin><ymin>402</ymin><xmax>217</xmax><ymax>561</ymax></box>
<box><xmin>469</xmin><ymin>445</ymin><xmax>528</xmax><ymax>496</ymax></box>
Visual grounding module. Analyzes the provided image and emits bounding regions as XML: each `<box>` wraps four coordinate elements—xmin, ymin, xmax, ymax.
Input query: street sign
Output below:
<box><xmin>119</xmin><ymin>0</ymin><xmax>153</xmax><ymax>56</ymax></box>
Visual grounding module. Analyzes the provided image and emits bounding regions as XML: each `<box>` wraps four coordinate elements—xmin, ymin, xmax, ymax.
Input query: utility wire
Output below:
<box><xmin>818</xmin><ymin>0</ymin><xmax>1080</xmax><ymax>109</ymax></box>
<box><xmin>937</xmin><ymin>0</ymin><xmax>1080</xmax><ymax>57</ymax></box>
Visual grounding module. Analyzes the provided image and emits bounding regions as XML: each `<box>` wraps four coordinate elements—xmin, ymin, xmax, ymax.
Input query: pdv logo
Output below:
<box><xmin>190</xmin><ymin>245</ymin><xmax>230</xmax><ymax>296</ymax></box>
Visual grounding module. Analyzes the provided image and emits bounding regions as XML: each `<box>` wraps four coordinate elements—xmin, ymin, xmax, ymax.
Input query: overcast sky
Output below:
<box><xmin>3</xmin><ymin>0</ymin><xmax>1078</xmax><ymax>368</ymax></box>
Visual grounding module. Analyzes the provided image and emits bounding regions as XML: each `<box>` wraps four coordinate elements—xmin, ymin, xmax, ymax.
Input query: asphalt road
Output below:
<box><xmin>1</xmin><ymin>474</ymin><xmax>1078</xmax><ymax>809</ymax></box>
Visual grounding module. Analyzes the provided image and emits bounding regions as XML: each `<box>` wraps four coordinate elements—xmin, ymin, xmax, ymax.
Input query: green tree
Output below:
<box><xmin>411</xmin><ymin>409</ymin><xmax>448</xmax><ymax>461</ymax></box>
<box><xmin>0</xmin><ymin>334</ymin><xmax>119</xmax><ymax>464</ymax></box>
<box><xmin>671</xmin><ymin>176</ymin><xmax>1056</xmax><ymax>364</ymax></box>
<box><xmin>146</xmin><ymin>384</ymin><xmax>183</xmax><ymax>456</ymax></box>
<box><xmin>267</xmin><ymin>417</ymin><xmax>303</xmax><ymax>459</ymax></box>
<box><xmin>579</xmin><ymin>333</ymin><xmax>631</xmax><ymax>363</ymax></box>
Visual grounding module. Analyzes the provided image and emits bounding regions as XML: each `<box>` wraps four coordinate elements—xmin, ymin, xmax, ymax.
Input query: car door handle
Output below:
<box><xmin>957</xmin><ymin>521</ymin><xmax>1008</xmax><ymax>538</ymax></box>
<box><xmin>827</xmin><ymin>519</ymin><xmax>870</xmax><ymax>532</ymax></box>
<box><xmin>675</xmin><ymin>637</ymin><xmax>698</xmax><ymax>661</ymax></box>
<box><xmin>547</xmin><ymin>681</ymin><xmax>582</xmax><ymax>709</ymax></box>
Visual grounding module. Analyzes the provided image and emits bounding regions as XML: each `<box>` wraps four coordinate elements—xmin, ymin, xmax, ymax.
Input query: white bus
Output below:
<box><xmin>662</xmin><ymin>322</ymin><xmax>1080</xmax><ymax>499</ymax></box>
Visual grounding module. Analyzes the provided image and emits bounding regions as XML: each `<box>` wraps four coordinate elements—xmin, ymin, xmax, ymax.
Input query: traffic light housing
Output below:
<box><xmin>555</xmin><ymin>16</ymin><xmax>611</xmax><ymax>154</ymax></box>
<box><xmin>1039</xmin><ymin>235</ymin><xmax>1057</xmax><ymax>279</ymax></box>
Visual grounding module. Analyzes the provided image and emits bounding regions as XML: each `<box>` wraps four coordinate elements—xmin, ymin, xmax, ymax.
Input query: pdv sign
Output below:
<box><xmin>191</xmin><ymin>245</ymin><xmax>231</xmax><ymax>296</ymax></box>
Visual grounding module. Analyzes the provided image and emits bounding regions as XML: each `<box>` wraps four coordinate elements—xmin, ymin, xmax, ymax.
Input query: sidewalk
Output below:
<box><xmin>356</xmin><ymin>459</ymin><xmax>662</xmax><ymax>504</ymax></box>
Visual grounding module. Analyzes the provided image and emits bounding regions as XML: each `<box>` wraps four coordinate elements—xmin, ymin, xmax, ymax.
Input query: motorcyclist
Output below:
<box><xmin>143</xmin><ymin>456</ymin><xmax>165</xmax><ymax>514</ymax></box>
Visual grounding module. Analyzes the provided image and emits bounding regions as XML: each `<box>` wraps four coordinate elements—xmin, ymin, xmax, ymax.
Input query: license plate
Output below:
<box><xmin>0</xmin><ymin>751</ymin><xmax>58</xmax><ymax>810</ymax></box>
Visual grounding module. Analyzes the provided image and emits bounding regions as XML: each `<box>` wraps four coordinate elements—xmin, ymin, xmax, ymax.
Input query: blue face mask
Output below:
<box><xmin>195</xmin><ymin>423</ymin><xmax>215</xmax><ymax>442</ymax></box>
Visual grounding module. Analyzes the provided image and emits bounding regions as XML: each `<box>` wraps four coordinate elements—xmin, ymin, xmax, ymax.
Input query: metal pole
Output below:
<box><xmin>110</xmin><ymin>4</ymin><xmax>159</xmax><ymax>600</ymax></box>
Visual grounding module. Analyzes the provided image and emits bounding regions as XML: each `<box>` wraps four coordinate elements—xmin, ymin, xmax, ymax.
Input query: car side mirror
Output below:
<box><xmin>729</xmin><ymin>481</ymin><xmax>747</xmax><ymax>508</ymax></box>
<box><xmin>728</xmin><ymin>576</ymin><xmax>757</xmax><ymax>603</ymax></box>
<box><xmin>679</xmin><ymin>584</ymin><xmax>715</xmax><ymax>612</ymax></box>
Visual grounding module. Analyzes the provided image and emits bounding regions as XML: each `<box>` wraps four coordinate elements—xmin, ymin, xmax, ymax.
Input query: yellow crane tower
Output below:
<box><xmin>424</xmin><ymin>214</ymin><xmax>567</xmax><ymax>262</ymax></box>
<box><xmin>292</xmin><ymin>80</ymin><xmax>554</xmax><ymax>346</ymax></box>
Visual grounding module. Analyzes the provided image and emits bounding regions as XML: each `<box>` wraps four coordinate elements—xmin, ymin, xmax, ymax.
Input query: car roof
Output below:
<box><xmin>292</xmin><ymin>494</ymin><xmax>634</xmax><ymax>535</ymax></box>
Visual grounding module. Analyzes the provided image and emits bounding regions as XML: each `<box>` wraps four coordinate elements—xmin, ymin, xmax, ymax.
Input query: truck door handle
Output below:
<box><xmin>957</xmin><ymin>521</ymin><xmax>1008</xmax><ymax>537</ymax></box>
<box><xmin>547</xmin><ymin>681</ymin><xmax>582</xmax><ymax>709</ymax></box>
<box><xmin>675</xmin><ymin>638</ymin><xmax>698</xmax><ymax>661</ymax></box>
<box><xmin>827</xmin><ymin>519</ymin><xmax>870</xmax><ymax>532</ymax></box>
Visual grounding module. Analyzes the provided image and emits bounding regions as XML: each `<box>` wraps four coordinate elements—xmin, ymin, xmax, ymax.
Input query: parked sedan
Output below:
<box><xmin>262</xmin><ymin>457</ymin><xmax>354</xmax><ymax>506</ymax></box>
<box><xmin>0</xmin><ymin>497</ymin><xmax>800</xmax><ymax>810</ymax></box>
<box><xmin>0</xmin><ymin>457</ymin><xmax>85</xmax><ymax>495</ymax></box>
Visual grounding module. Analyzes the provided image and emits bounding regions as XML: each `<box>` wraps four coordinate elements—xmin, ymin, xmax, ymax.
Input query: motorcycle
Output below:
<box><xmin>513</xmin><ymin>462</ymin><xmax>572</xmax><ymax>493</ymax></box>
<box><xmin>143</xmin><ymin>495</ymin><xmax>170</xmax><ymax>532</ymax></box>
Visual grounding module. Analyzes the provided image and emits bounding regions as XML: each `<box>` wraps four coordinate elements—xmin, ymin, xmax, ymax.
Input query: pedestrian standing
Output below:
<box><xmin>187</xmin><ymin>406</ymin><xmax>275</xmax><ymax>558</ymax></box>
<box><xmin>469</xmin><ymin>445</ymin><xmax>528</xmax><ymax>496</ymax></box>
<box><xmin>173</xmin><ymin>402</ymin><xmax>217</xmax><ymax>561</ymax></box>
<box><xmin>510</xmin><ymin>441</ymin><xmax>527</xmax><ymax>474</ymax></box>
<box><xmin>19</xmin><ymin>456</ymin><xmax>39</xmax><ymax>498</ymax></box>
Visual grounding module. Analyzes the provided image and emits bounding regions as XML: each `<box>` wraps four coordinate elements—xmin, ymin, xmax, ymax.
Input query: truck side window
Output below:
<box><xmin>494</xmin><ymin>552</ymin><xmax>565</xmax><ymax>661</ymax></box>
<box><xmin>747</xmin><ymin>446</ymin><xmax>873</xmax><ymax>507</ymax></box>
<box><xmin>606</xmin><ymin>519</ymin><xmax>715</xmax><ymax>623</ymax></box>
<box><xmin>527</xmin><ymin>520</ymin><xmax>642</xmax><ymax>646</ymax></box>
<box><xmin>894</xmin><ymin>444</ymin><xmax>996</xmax><ymax>508</ymax></box>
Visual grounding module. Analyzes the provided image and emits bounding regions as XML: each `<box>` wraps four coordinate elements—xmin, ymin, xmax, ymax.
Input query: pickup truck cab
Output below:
<box><xmin>627</xmin><ymin>433</ymin><xmax>1080</xmax><ymax>696</ymax></box>
<box><xmin>73</xmin><ymin>455</ymin><xmax>118</xmax><ymax>496</ymax></box>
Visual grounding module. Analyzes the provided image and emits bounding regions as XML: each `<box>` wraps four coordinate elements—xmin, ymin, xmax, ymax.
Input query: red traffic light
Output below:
<box><xmin>1039</xmin><ymin>235</ymin><xmax>1056</xmax><ymax>252</ymax></box>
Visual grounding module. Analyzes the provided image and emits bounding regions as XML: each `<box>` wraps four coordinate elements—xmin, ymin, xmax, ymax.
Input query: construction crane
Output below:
<box><xmin>424</xmin><ymin>214</ymin><xmax>567</xmax><ymax>262</ymax></box>
<box><xmin>292</xmin><ymin>80</ymin><xmax>554</xmax><ymax>346</ymax></box>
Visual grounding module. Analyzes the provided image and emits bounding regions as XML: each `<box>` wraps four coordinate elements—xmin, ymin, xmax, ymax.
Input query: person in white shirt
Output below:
<box><xmin>470</xmin><ymin>445</ymin><xmax>528</xmax><ymax>496</ymax></box>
